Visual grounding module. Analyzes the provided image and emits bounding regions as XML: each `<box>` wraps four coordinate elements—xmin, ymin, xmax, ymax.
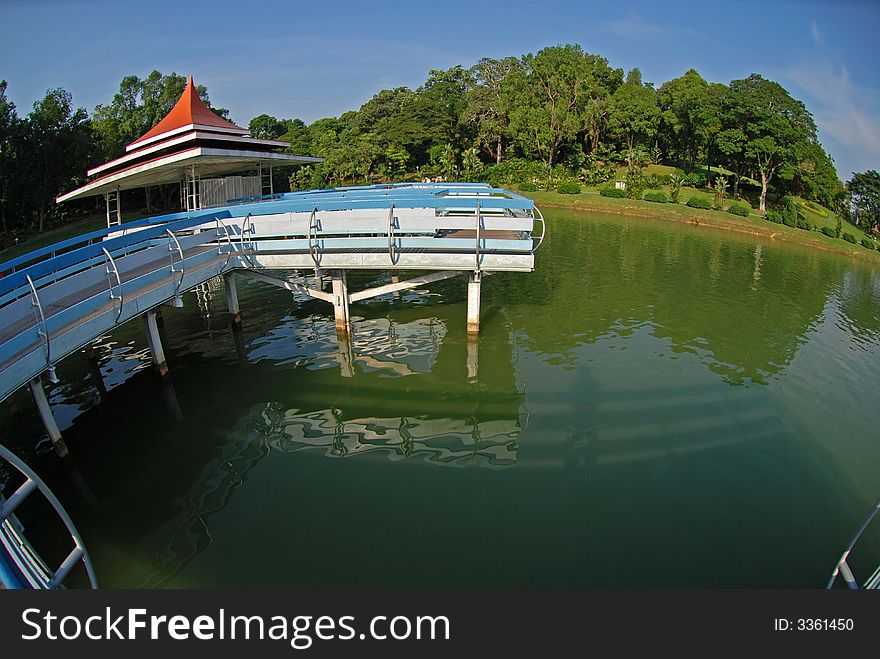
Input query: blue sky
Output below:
<box><xmin>1</xmin><ymin>0</ymin><xmax>878</xmax><ymax>179</ymax></box>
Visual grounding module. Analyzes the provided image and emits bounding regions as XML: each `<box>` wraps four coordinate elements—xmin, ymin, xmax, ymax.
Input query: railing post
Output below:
<box><xmin>28</xmin><ymin>377</ymin><xmax>68</xmax><ymax>457</ymax></box>
<box><xmin>467</xmin><ymin>271</ymin><xmax>481</xmax><ymax>335</ymax></box>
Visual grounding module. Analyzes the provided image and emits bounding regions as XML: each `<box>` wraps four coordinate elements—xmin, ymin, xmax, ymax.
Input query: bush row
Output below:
<box><xmin>599</xmin><ymin>187</ymin><xmax>627</xmax><ymax>198</ymax></box>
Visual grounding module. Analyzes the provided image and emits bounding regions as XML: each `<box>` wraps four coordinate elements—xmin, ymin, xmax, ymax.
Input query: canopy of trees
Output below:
<box><xmin>0</xmin><ymin>46</ymin><xmax>859</xmax><ymax>241</ymax></box>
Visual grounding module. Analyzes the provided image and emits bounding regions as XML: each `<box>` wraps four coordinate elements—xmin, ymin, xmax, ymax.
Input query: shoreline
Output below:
<box><xmin>527</xmin><ymin>191</ymin><xmax>880</xmax><ymax>266</ymax></box>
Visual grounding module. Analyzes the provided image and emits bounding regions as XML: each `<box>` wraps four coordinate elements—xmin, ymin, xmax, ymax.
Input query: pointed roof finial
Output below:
<box><xmin>128</xmin><ymin>75</ymin><xmax>242</xmax><ymax>148</ymax></box>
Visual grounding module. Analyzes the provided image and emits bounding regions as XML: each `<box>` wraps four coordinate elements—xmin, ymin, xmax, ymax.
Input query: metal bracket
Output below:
<box><xmin>25</xmin><ymin>274</ymin><xmax>54</xmax><ymax>377</ymax></box>
<box><xmin>165</xmin><ymin>228</ymin><xmax>186</xmax><ymax>294</ymax></box>
<box><xmin>388</xmin><ymin>203</ymin><xmax>397</xmax><ymax>265</ymax></box>
<box><xmin>101</xmin><ymin>247</ymin><xmax>124</xmax><ymax>323</ymax></box>
<box><xmin>215</xmin><ymin>217</ymin><xmax>234</xmax><ymax>268</ymax></box>
<box><xmin>308</xmin><ymin>207</ymin><xmax>320</xmax><ymax>267</ymax></box>
<box><xmin>531</xmin><ymin>206</ymin><xmax>546</xmax><ymax>253</ymax></box>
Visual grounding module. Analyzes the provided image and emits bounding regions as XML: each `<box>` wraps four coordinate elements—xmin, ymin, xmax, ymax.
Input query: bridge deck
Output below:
<box><xmin>0</xmin><ymin>183</ymin><xmax>543</xmax><ymax>402</ymax></box>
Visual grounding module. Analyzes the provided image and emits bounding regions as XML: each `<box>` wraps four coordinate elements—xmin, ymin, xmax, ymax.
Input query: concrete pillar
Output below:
<box><xmin>467</xmin><ymin>271</ymin><xmax>481</xmax><ymax>335</ymax></box>
<box><xmin>224</xmin><ymin>273</ymin><xmax>240</xmax><ymax>323</ymax></box>
<box><xmin>331</xmin><ymin>271</ymin><xmax>351</xmax><ymax>335</ymax></box>
<box><xmin>314</xmin><ymin>267</ymin><xmax>325</xmax><ymax>291</ymax></box>
<box><xmin>390</xmin><ymin>272</ymin><xmax>400</xmax><ymax>300</ymax></box>
<box><xmin>143</xmin><ymin>310</ymin><xmax>169</xmax><ymax>376</ymax></box>
<box><xmin>28</xmin><ymin>377</ymin><xmax>67</xmax><ymax>457</ymax></box>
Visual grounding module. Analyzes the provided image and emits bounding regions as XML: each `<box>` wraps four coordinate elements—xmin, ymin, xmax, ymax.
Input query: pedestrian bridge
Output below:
<box><xmin>0</xmin><ymin>183</ymin><xmax>544</xmax><ymax>456</ymax></box>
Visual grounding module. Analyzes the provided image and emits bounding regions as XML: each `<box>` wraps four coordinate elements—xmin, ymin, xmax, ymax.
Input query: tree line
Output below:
<box><xmin>1</xmin><ymin>44</ymin><xmax>876</xmax><ymax>243</ymax></box>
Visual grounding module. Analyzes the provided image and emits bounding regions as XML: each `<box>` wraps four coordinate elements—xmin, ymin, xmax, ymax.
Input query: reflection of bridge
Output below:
<box><xmin>0</xmin><ymin>183</ymin><xmax>543</xmax><ymax>457</ymax></box>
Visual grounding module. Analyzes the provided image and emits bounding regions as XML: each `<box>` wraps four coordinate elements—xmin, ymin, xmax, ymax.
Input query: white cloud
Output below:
<box><xmin>810</xmin><ymin>19</ymin><xmax>824</xmax><ymax>45</ymax></box>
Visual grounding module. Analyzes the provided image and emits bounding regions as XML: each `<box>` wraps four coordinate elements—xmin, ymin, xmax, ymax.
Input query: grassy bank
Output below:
<box><xmin>525</xmin><ymin>189</ymin><xmax>880</xmax><ymax>265</ymax></box>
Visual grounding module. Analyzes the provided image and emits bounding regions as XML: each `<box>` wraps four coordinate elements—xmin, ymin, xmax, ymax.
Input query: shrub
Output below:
<box><xmin>727</xmin><ymin>204</ymin><xmax>750</xmax><ymax>217</ymax></box>
<box><xmin>842</xmin><ymin>233</ymin><xmax>857</xmax><ymax>244</ymax></box>
<box><xmin>686</xmin><ymin>196</ymin><xmax>712</xmax><ymax>209</ymax></box>
<box><xmin>643</xmin><ymin>191</ymin><xmax>667</xmax><ymax>203</ymax></box>
<box><xmin>518</xmin><ymin>181</ymin><xmax>538</xmax><ymax>192</ymax></box>
<box><xmin>684</xmin><ymin>172</ymin><xmax>707</xmax><ymax>188</ymax></box>
<box><xmin>599</xmin><ymin>187</ymin><xmax>627</xmax><ymax>198</ymax></box>
<box><xmin>557</xmin><ymin>181</ymin><xmax>581</xmax><ymax>194</ymax></box>
<box><xmin>643</xmin><ymin>174</ymin><xmax>663</xmax><ymax>189</ymax></box>
<box><xmin>483</xmin><ymin>158</ymin><xmax>547</xmax><ymax>187</ymax></box>
<box><xmin>765</xmin><ymin>211</ymin><xmax>782</xmax><ymax>224</ymax></box>
<box><xmin>796</xmin><ymin>218</ymin><xmax>811</xmax><ymax>230</ymax></box>
<box><xmin>820</xmin><ymin>226</ymin><xmax>836</xmax><ymax>237</ymax></box>
<box><xmin>861</xmin><ymin>237</ymin><xmax>875</xmax><ymax>249</ymax></box>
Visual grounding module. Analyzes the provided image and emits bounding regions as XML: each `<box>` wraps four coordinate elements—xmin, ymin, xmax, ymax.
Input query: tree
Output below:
<box><xmin>0</xmin><ymin>80</ymin><xmax>22</xmax><ymax>233</ymax></box>
<box><xmin>728</xmin><ymin>74</ymin><xmax>818</xmax><ymax>212</ymax></box>
<box><xmin>658</xmin><ymin>69</ymin><xmax>710</xmax><ymax>172</ymax></box>
<box><xmin>847</xmin><ymin>170</ymin><xmax>880</xmax><ymax>231</ymax></box>
<box><xmin>25</xmin><ymin>88</ymin><xmax>92</xmax><ymax>232</ymax></box>
<box><xmin>464</xmin><ymin>57</ymin><xmax>520</xmax><ymax>163</ymax></box>
<box><xmin>506</xmin><ymin>44</ymin><xmax>622</xmax><ymax>171</ymax></box>
<box><xmin>608</xmin><ymin>69</ymin><xmax>660</xmax><ymax>167</ymax></box>
<box><xmin>461</xmin><ymin>146</ymin><xmax>484</xmax><ymax>181</ymax></box>
<box><xmin>248</xmin><ymin>114</ymin><xmax>286</xmax><ymax>140</ymax></box>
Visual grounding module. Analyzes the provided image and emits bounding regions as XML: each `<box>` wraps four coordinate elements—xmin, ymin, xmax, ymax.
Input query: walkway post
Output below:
<box><xmin>143</xmin><ymin>310</ymin><xmax>169</xmax><ymax>376</ymax></box>
<box><xmin>331</xmin><ymin>270</ymin><xmax>351</xmax><ymax>335</ymax></box>
<box><xmin>467</xmin><ymin>271</ymin><xmax>481</xmax><ymax>335</ymax></box>
<box><xmin>28</xmin><ymin>377</ymin><xmax>67</xmax><ymax>457</ymax></box>
<box><xmin>224</xmin><ymin>273</ymin><xmax>240</xmax><ymax>323</ymax></box>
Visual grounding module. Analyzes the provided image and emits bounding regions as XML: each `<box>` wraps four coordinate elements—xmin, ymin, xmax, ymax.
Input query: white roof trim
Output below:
<box><xmin>57</xmin><ymin>147</ymin><xmax>324</xmax><ymax>203</ymax></box>
<box><xmin>90</xmin><ymin>132</ymin><xmax>291</xmax><ymax>176</ymax></box>
<box><xmin>125</xmin><ymin>123</ymin><xmax>246</xmax><ymax>152</ymax></box>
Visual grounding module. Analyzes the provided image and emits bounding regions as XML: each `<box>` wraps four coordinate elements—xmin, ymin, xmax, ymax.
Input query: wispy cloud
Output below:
<box><xmin>601</xmin><ymin>12</ymin><xmax>719</xmax><ymax>46</ymax></box>
<box><xmin>810</xmin><ymin>19</ymin><xmax>824</xmax><ymax>45</ymax></box>
<box><xmin>788</xmin><ymin>61</ymin><xmax>880</xmax><ymax>176</ymax></box>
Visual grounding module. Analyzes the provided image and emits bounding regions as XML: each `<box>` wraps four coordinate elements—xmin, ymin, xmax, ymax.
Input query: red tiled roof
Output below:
<box><xmin>128</xmin><ymin>77</ymin><xmax>244</xmax><ymax>147</ymax></box>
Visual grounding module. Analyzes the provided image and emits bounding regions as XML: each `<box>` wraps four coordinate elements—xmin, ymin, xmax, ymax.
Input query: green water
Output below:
<box><xmin>2</xmin><ymin>209</ymin><xmax>879</xmax><ymax>587</ymax></box>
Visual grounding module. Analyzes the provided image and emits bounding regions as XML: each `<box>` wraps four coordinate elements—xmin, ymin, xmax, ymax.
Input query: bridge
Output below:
<box><xmin>0</xmin><ymin>182</ymin><xmax>544</xmax><ymax>458</ymax></box>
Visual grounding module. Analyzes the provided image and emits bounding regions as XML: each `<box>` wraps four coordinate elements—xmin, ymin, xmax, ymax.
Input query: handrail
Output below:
<box><xmin>308</xmin><ymin>207</ymin><xmax>320</xmax><ymax>267</ymax></box>
<box><xmin>101</xmin><ymin>247</ymin><xmax>124</xmax><ymax>323</ymax></box>
<box><xmin>0</xmin><ymin>444</ymin><xmax>98</xmax><ymax>589</ymax></box>
<box><xmin>474</xmin><ymin>202</ymin><xmax>481</xmax><ymax>272</ymax></box>
<box><xmin>215</xmin><ymin>217</ymin><xmax>234</xmax><ymax>269</ymax></box>
<box><xmin>387</xmin><ymin>203</ymin><xmax>396</xmax><ymax>265</ymax></box>
<box><xmin>238</xmin><ymin>213</ymin><xmax>258</xmax><ymax>269</ymax></box>
<box><xmin>827</xmin><ymin>498</ymin><xmax>880</xmax><ymax>589</ymax></box>
<box><xmin>25</xmin><ymin>274</ymin><xmax>54</xmax><ymax>379</ymax></box>
<box><xmin>165</xmin><ymin>228</ymin><xmax>186</xmax><ymax>296</ymax></box>
<box><xmin>531</xmin><ymin>206</ymin><xmax>546</xmax><ymax>254</ymax></box>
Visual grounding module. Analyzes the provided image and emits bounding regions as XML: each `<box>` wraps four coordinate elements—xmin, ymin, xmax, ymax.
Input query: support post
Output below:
<box><xmin>467</xmin><ymin>335</ymin><xmax>479</xmax><ymax>382</ymax></box>
<box><xmin>331</xmin><ymin>270</ymin><xmax>351</xmax><ymax>335</ymax></box>
<box><xmin>314</xmin><ymin>267</ymin><xmax>325</xmax><ymax>291</ymax></box>
<box><xmin>224</xmin><ymin>273</ymin><xmax>240</xmax><ymax>324</ymax></box>
<box><xmin>29</xmin><ymin>377</ymin><xmax>67</xmax><ymax>457</ymax></box>
<box><xmin>390</xmin><ymin>272</ymin><xmax>400</xmax><ymax>300</ymax></box>
<box><xmin>143</xmin><ymin>310</ymin><xmax>169</xmax><ymax>376</ymax></box>
<box><xmin>467</xmin><ymin>271</ymin><xmax>481</xmax><ymax>335</ymax></box>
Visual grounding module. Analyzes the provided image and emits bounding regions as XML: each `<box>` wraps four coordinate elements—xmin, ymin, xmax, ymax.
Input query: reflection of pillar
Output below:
<box><xmin>332</xmin><ymin>271</ymin><xmax>351</xmax><ymax>335</ymax></box>
<box><xmin>84</xmin><ymin>345</ymin><xmax>107</xmax><ymax>399</ymax></box>
<box><xmin>63</xmin><ymin>458</ymin><xmax>99</xmax><ymax>509</ymax></box>
<box><xmin>28</xmin><ymin>377</ymin><xmax>67</xmax><ymax>457</ymax></box>
<box><xmin>467</xmin><ymin>335</ymin><xmax>479</xmax><ymax>382</ymax></box>
<box><xmin>335</xmin><ymin>331</ymin><xmax>355</xmax><ymax>378</ymax></box>
<box><xmin>467</xmin><ymin>271</ymin><xmax>481</xmax><ymax>335</ymax></box>
<box><xmin>143</xmin><ymin>310</ymin><xmax>169</xmax><ymax>376</ymax></box>
<box><xmin>224</xmin><ymin>273</ymin><xmax>240</xmax><ymax>324</ymax></box>
<box><xmin>231</xmin><ymin>321</ymin><xmax>248</xmax><ymax>367</ymax></box>
<box><xmin>160</xmin><ymin>374</ymin><xmax>184</xmax><ymax>422</ymax></box>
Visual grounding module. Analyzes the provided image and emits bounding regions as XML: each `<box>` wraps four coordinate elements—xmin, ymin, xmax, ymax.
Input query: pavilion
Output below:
<box><xmin>56</xmin><ymin>77</ymin><xmax>323</xmax><ymax>226</ymax></box>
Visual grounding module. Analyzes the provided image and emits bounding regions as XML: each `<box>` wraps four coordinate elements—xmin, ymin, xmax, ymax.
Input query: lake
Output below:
<box><xmin>3</xmin><ymin>208</ymin><xmax>878</xmax><ymax>587</ymax></box>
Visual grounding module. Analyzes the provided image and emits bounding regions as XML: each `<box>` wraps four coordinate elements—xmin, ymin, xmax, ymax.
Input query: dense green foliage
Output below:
<box><xmin>0</xmin><ymin>44</ymin><xmax>869</xmax><ymax>246</ymax></box>
<box><xmin>861</xmin><ymin>237</ymin><xmax>875</xmax><ymax>249</ymax></box>
<box><xmin>599</xmin><ymin>187</ymin><xmax>627</xmax><ymax>198</ymax></box>
<box><xmin>557</xmin><ymin>181</ymin><xmax>581</xmax><ymax>194</ymax></box>
<box><xmin>643</xmin><ymin>190</ymin><xmax>668</xmax><ymax>203</ymax></box>
<box><xmin>727</xmin><ymin>204</ymin><xmax>750</xmax><ymax>216</ymax></box>
<box><xmin>686</xmin><ymin>196</ymin><xmax>712</xmax><ymax>209</ymax></box>
<box><xmin>842</xmin><ymin>233</ymin><xmax>857</xmax><ymax>244</ymax></box>
<box><xmin>847</xmin><ymin>170</ymin><xmax>880</xmax><ymax>232</ymax></box>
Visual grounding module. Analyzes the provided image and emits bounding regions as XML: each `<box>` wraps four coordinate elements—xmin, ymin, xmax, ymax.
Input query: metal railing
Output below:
<box><xmin>0</xmin><ymin>444</ymin><xmax>98</xmax><ymax>589</ymax></box>
<box><xmin>827</xmin><ymin>498</ymin><xmax>880</xmax><ymax>589</ymax></box>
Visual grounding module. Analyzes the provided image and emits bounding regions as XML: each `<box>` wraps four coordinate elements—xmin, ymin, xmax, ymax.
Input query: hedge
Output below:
<box><xmin>557</xmin><ymin>181</ymin><xmax>581</xmax><ymax>194</ymax></box>
<box><xmin>643</xmin><ymin>191</ymin><xmax>668</xmax><ymax>203</ymax></box>
<box><xmin>726</xmin><ymin>204</ymin><xmax>750</xmax><ymax>217</ymax></box>
<box><xmin>686</xmin><ymin>196</ymin><xmax>712</xmax><ymax>209</ymax></box>
<box><xmin>599</xmin><ymin>187</ymin><xmax>627</xmax><ymax>198</ymax></box>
